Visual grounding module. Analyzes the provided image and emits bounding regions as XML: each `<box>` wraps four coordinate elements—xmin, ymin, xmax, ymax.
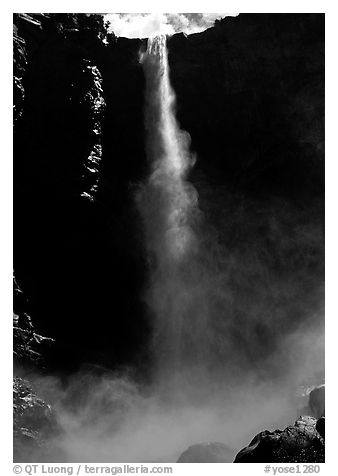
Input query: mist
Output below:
<box><xmin>25</xmin><ymin>325</ymin><xmax>323</xmax><ymax>463</ymax></box>
<box><xmin>16</xmin><ymin>191</ymin><xmax>324</xmax><ymax>462</ymax></box>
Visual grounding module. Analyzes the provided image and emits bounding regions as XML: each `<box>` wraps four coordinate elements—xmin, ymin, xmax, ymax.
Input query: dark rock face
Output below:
<box><xmin>168</xmin><ymin>14</ymin><xmax>324</xmax><ymax>199</ymax></box>
<box><xmin>13</xmin><ymin>377</ymin><xmax>64</xmax><ymax>462</ymax></box>
<box><xmin>234</xmin><ymin>416</ymin><xmax>324</xmax><ymax>463</ymax></box>
<box><xmin>13</xmin><ymin>21</ymin><xmax>27</xmax><ymax>123</ymax></box>
<box><xmin>13</xmin><ymin>275</ymin><xmax>54</xmax><ymax>367</ymax></box>
<box><xmin>13</xmin><ymin>276</ymin><xmax>58</xmax><ymax>461</ymax></box>
<box><xmin>316</xmin><ymin>417</ymin><xmax>325</xmax><ymax>439</ymax></box>
<box><xmin>14</xmin><ymin>14</ymin><xmax>324</xmax><ymax>375</ymax></box>
<box><xmin>309</xmin><ymin>385</ymin><xmax>325</xmax><ymax>419</ymax></box>
<box><xmin>177</xmin><ymin>442</ymin><xmax>235</xmax><ymax>462</ymax></box>
<box><xmin>14</xmin><ymin>13</ymin><xmax>148</xmax><ymax>372</ymax></box>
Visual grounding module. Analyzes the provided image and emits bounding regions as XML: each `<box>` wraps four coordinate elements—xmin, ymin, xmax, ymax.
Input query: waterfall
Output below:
<box><xmin>140</xmin><ymin>34</ymin><xmax>198</xmax><ymax>260</ymax></box>
<box><xmin>138</xmin><ymin>34</ymin><xmax>206</xmax><ymax>388</ymax></box>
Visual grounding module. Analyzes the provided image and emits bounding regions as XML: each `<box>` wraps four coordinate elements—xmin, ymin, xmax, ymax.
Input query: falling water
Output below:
<box><xmin>140</xmin><ymin>34</ymin><xmax>198</xmax><ymax>259</ymax></box>
<box><xmin>138</xmin><ymin>34</ymin><xmax>205</xmax><ymax>388</ymax></box>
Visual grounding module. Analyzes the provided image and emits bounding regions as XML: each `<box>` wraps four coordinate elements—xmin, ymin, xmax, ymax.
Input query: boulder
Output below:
<box><xmin>309</xmin><ymin>385</ymin><xmax>325</xmax><ymax>419</ymax></box>
<box><xmin>316</xmin><ymin>417</ymin><xmax>325</xmax><ymax>439</ymax></box>
<box><xmin>234</xmin><ymin>416</ymin><xmax>324</xmax><ymax>463</ymax></box>
<box><xmin>177</xmin><ymin>442</ymin><xmax>235</xmax><ymax>462</ymax></box>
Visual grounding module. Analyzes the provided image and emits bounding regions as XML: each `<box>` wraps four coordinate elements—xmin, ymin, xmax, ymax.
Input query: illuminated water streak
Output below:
<box><xmin>138</xmin><ymin>34</ymin><xmax>201</xmax><ymax>381</ymax></box>
<box><xmin>140</xmin><ymin>34</ymin><xmax>198</xmax><ymax>261</ymax></box>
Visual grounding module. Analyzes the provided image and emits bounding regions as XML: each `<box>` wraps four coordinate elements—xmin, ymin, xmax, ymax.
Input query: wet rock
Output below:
<box><xmin>13</xmin><ymin>21</ymin><xmax>27</xmax><ymax>123</ymax></box>
<box><xmin>316</xmin><ymin>417</ymin><xmax>325</xmax><ymax>439</ymax></box>
<box><xmin>234</xmin><ymin>416</ymin><xmax>324</xmax><ymax>463</ymax></box>
<box><xmin>177</xmin><ymin>442</ymin><xmax>235</xmax><ymax>462</ymax></box>
<box><xmin>13</xmin><ymin>275</ymin><xmax>54</xmax><ymax>366</ymax></box>
<box><xmin>309</xmin><ymin>385</ymin><xmax>325</xmax><ymax>419</ymax></box>
<box><xmin>80</xmin><ymin>61</ymin><xmax>105</xmax><ymax>201</ymax></box>
<box><xmin>13</xmin><ymin>377</ymin><xmax>64</xmax><ymax>462</ymax></box>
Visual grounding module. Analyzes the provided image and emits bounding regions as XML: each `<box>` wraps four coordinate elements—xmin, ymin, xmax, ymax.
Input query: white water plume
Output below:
<box><xmin>140</xmin><ymin>34</ymin><xmax>198</xmax><ymax>260</ymax></box>
<box><xmin>138</xmin><ymin>35</ymin><xmax>208</xmax><ymax>387</ymax></box>
<box><xmin>137</xmin><ymin>33</ymin><xmax>325</xmax><ymax>400</ymax></box>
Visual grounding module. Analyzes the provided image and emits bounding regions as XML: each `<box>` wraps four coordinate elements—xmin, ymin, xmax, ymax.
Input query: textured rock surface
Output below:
<box><xmin>309</xmin><ymin>384</ymin><xmax>325</xmax><ymax>419</ymax></box>
<box><xmin>316</xmin><ymin>417</ymin><xmax>325</xmax><ymax>439</ymax></box>
<box><xmin>13</xmin><ymin>377</ymin><xmax>64</xmax><ymax>462</ymax></box>
<box><xmin>13</xmin><ymin>13</ymin><xmax>147</xmax><ymax>372</ymax></box>
<box><xmin>177</xmin><ymin>442</ymin><xmax>235</xmax><ymax>462</ymax></box>
<box><xmin>13</xmin><ymin>276</ymin><xmax>59</xmax><ymax>461</ymax></box>
<box><xmin>79</xmin><ymin>60</ymin><xmax>105</xmax><ymax>201</ymax></box>
<box><xmin>13</xmin><ymin>23</ymin><xmax>27</xmax><ymax>123</ymax></box>
<box><xmin>234</xmin><ymin>416</ymin><xmax>324</xmax><ymax>463</ymax></box>
<box><xmin>13</xmin><ymin>275</ymin><xmax>54</xmax><ymax>366</ymax></box>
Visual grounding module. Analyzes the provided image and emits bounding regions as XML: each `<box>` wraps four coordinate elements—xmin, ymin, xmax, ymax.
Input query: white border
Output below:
<box><xmin>1</xmin><ymin>1</ymin><xmax>336</xmax><ymax>472</ymax></box>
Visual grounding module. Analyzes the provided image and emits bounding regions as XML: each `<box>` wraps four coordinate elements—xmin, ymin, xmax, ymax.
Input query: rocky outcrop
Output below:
<box><xmin>13</xmin><ymin>377</ymin><xmax>64</xmax><ymax>462</ymax></box>
<box><xmin>13</xmin><ymin>29</ymin><xmax>26</xmax><ymax>123</ymax></box>
<box><xmin>316</xmin><ymin>417</ymin><xmax>325</xmax><ymax>439</ymax></box>
<box><xmin>13</xmin><ymin>14</ymin><xmax>138</xmax><ymax>371</ymax></box>
<box><xmin>234</xmin><ymin>416</ymin><xmax>324</xmax><ymax>463</ymax></box>
<box><xmin>79</xmin><ymin>60</ymin><xmax>105</xmax><ymax>201</ymax></box>
<box><xmin>309</xmin><ymin>385</ymin><xmax>325</xmax><ymax>419</ymax></box>
<box><xmin>13</xmin><ymin>276</ymin><xmax>59</xmax><ymax>461</ymax></box>
<box><xmin>13</xmin><ymin>275</ymin><xmax>54</xmax><ymax>366</ymax></box>
<box><xmin>177</xmin><ymin>442</ymin><xmax>235</xmax><ymax>462</ymax></box>
<box><xmin>14</xmin><ymin>14</ymin><xmax>106</xmax><ymax>201</ymax></box>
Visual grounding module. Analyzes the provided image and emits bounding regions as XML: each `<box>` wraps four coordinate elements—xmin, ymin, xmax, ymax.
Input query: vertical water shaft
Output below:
<box><xmin>141</xmin><ymin>34</ymin><xmax>198</xmax><ymax>260</ymax></box>
<box><xmin>138</xmin><ymin>34</ymin><xmax>207</xmax><ymax>385</ymax></box>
